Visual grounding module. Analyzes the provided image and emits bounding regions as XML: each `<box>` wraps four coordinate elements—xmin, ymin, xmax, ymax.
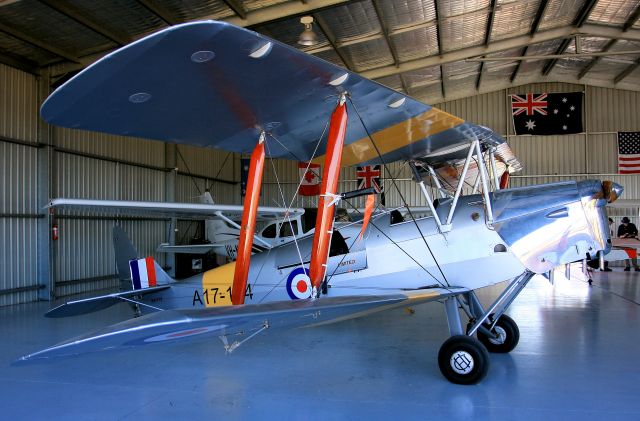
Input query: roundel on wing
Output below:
<box><xmin>286</xmin><ymin>267</ymin><xmax>312</xmax><ymax>300</ymax></box>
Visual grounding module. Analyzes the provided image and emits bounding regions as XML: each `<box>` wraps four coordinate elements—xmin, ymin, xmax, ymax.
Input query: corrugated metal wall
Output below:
<box><xmin>0</xmin><ymin>64</ymin><xmax>40</xmax><ymax>306</ymax></box>
<box><xmin>1</xmin><ymin>61</ymin><xmax>640</xmax><ymax>307</ymax></box>
<box><xmin>0</xmin><ymin>64</ymin><xmax>38</xmax><ymax>142</ymax></box>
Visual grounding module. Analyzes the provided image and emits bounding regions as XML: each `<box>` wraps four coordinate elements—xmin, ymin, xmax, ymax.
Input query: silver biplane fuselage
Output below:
<box><xmin>148</xmin><ymin>179</ymin><xmax>612</xmax><ymax>309</ymax></box>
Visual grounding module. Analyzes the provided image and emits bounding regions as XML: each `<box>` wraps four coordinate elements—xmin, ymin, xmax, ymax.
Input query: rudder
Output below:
<box><xmin>113</xmin><ymin>226</ymin><xmax>172</xmax><ymax>290</ymax></box>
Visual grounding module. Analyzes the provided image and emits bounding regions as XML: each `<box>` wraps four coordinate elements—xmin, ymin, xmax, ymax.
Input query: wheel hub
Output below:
<box><xmin>450</xmin><ymin>351</ymin><xmax>474</xmax><ymax>374</ymax></box>
<box><xmin>488</xmin><ymin>326</ymin><xmax>506</xmax><ymax>345</ymax></box>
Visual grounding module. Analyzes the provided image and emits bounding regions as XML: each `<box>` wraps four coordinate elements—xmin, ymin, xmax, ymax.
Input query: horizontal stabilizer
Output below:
<box><xmin>45</xmin><ymin>286</ymin><xmax>170</xmax><ymax>318</ymax></box>
<box><xmin>23</xmin><ymin>289</ymin><xmax>458</xmax><ymax>361</ymax></box>
<box><xmin>157</xmin><ymin>243</ymin><xmax>219</xmax><ymax>254</ymax></box>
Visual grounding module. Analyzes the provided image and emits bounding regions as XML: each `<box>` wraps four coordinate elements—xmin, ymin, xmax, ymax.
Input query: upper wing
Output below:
<box><xmin>48</xmin><ymin>198</ymin><xmax>304</xmax><ymax>221</ymax></box>
<box><xmin>19</xmin><ymin>288</ymin><xmax>462</xmax><ymax>361</ymax></box>
<box><xmin>40</xmin><ymin>20</ymin><xmax>515</xmax><ymax>168</ymax></box>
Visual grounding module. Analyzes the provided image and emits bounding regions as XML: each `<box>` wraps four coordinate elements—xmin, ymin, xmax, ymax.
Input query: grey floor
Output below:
<box><xmin>1</xmin><ymin>267</ymin><xmax>640</xmax><ymax>420</ymax></box>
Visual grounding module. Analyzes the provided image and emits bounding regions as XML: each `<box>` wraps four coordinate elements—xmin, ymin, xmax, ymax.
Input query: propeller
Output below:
<box><xmin>602</xmin><ymin>181</ymin><xmax>624</xmax><ymax>204</ymax></box>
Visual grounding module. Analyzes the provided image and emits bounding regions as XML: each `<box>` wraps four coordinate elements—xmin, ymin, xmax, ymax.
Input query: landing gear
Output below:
<box><xmin>438</xmin><ymin>271</ymin><xmax>534</xmax><ymax>384</ymax></box>
<box><xmin>475</xmin><ymin>314</ymin><xmax>519</xmax><ymax>353</ymax></box>
<box><xmin>438</xmin><ymin>335</ymin><xmax>489</xmax><ymax>384</ymax></box>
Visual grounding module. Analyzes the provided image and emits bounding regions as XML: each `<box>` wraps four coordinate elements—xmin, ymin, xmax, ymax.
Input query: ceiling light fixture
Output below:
<box><xmin>298</xmin><ymin>16</ymin><xmax>319</xmax><ymax>46</ymax></box>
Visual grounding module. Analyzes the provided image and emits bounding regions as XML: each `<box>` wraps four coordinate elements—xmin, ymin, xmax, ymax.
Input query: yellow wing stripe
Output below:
<box><xmin>312</xmin><ymin>107</ymin><xmax>464</xmax><ymax>167</ymax></box>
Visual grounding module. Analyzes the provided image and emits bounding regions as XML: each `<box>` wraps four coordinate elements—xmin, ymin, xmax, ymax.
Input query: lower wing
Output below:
<box><xmin>20</xmin><ymin>288</ymin><xmax>463</xmax><ymax>362</ymax></box>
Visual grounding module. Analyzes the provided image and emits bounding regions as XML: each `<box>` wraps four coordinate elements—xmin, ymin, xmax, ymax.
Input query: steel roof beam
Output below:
<box><xmin>362</xmin><ymin>24</ymin><xmax>640</xmax><ymax>80</ymax></box>
<box><xmin>136</xmin><ymin>0</ymin><xmax>180</xmax><ymax>25</ymax></box>
<box><xmin>530</xmin><ymin>0</ymin><xmax>549</xmax><ymax>34</ymax></box>
<box><xmin>312</xmin><ymin>13</ymin><xmax>354</xmax><ymax>71</ymax></box>
<box><xmin>614</xmin><ymin>58</ymin><xmax>640</xmax><ymax>84</ymax></box>
<box><xmin>510</xmin><ymin>0</ymin><xmax>548</xmax><ymax>82</ymax></box>
<box><xmin>433</xmin><ymin>0</ymin><xmax>444</xmax><ymax>98</ymax></box>
<box><xmin>542</xmin><ymin>0</ymin><xmax>598</xmax><ymax>76</ymax></box>
<box><xmin>223</xmin><ymin>0</ymin><xmax>247</xmax><ymax>20</ymax></box>
<box><xmin>48</xmin><ymin>22</ymin><xmax>640</xmax><ymax>79</ymax></box>
<box><xmin>623</xmin><ymin>4</ymin><xmax>640</xmax><ymax>31</ymax></box>
<box><xmin>577</xmin><ymin>39</ymin><xmax>614</xmax><ymax>79</ymax></box>
<box><xmin>211</xmin><ymin>0</ymin><xmax>351</xmax><ymax>27</ymax></box>
<box><xmin>399</xmin><ymin>74</ymin><xmax>410</xmax><ymax>95</ymax></box>
<box><xmin>424</xmin><ymin>73</ymin><xmax>640</xmax><ymax>104</ymax></box>
<box><xmin>579</xmin><ymin>3</ymin><xmax>640</xmax><ymax>80</ymax></box>
<box><xmin>476</xmin><ymin>61</ymin><xmax>485</xmax><ymax>89</ymax></box>
<box><xmin>371</xmin><ymin>0</ymin><xmax>399</xmax><ymax>67</ymax></box>
<box><xmin>37</xmin><ymin>0</ymin><xmax>131</xmax><ymax>46</ymax></box>
<box><xmin>574</xmin><ymin>0</ymin><xmax>599</xmax><ymax>27</ymax></box>
<box><xmin>0</xmin><ymin>48</ymin><xmax>40</xmax><ymax>75</ymax></box>
<box><xmin>0</xmin><ymin>21</ymin><xmax>80</xmax><ymax>63</ymax></box>
<box><xmin>477</xmin><ymin>0</ymin><xmax>497</xmax><ymax>90</ymax></box>
<box><xmin>434</xmin><ymin>0</ymin><xmax>443</xmax><ymax>55</ymax></box>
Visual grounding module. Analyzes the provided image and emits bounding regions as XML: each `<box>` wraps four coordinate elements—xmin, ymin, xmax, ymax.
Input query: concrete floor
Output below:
<box><xmin>1</xmin><ymin>268</ymin><xmax>640</xmax><ymax>420</ymax></box>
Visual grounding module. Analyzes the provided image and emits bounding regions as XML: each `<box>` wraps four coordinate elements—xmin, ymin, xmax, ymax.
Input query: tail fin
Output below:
<box><xmin>201</xmin><ymin>190</ymin><xmax>214</xmax><ymax>204</ymax></box>
<box><xmin>129</xmin><ymin>257</ymin><xmax>172</xmax><ymax>289</ymax></box>
<box><xmin>113</xmin><ymin>226</ymin><xmax>137</xmax><ymax>283</ymax></box>
<box><xmin>113</xmin><ymin>226</ymin><xmax>172</xmax><ymax>290</ymax></box>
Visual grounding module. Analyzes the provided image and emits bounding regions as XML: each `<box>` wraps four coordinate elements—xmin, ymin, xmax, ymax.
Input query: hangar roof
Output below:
<box><xmin>0</xmin><ymin>0</ymin><xmax>639</xmax><ymax>102</ymax></box>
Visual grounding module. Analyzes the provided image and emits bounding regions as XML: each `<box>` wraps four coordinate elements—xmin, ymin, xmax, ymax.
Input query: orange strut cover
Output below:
<box><xmin>309</xmin><ymin>102</ymin><xmax>348</xmax><ymax>293</ymax></box>
<box><xmin>231</xmin><ymin>139</ymin><xmax>265</xmax><ymax>305</ymax></box>
<box><xmin>359</xmin><ymin>194</ymin><xmax>376</xmax><ymax>239</ymax></box>
<box><xmin>499</xmin><ymin>171</ymin><xmax>510</xmax><ymax>189</ymax></box>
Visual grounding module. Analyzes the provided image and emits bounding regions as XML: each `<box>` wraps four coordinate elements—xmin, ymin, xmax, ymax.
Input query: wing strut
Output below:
<box><xmin>309</xmin><ymin>95</ymin><xmax>348</xmax><ymax>298</ymax></box>
<box><xmin>231</xmin><ymin>132</ymin><xmax>266</xmax><ymax>305</ymax></box>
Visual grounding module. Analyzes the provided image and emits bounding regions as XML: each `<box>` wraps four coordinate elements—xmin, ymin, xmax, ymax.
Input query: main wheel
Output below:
<box><xmin>476</xmin><ymin>314</ymin><xmax>519</xmax><ymax>353</ymax></box>
<box><xmin>438</xmin><ymin>335</ymin><xmax>490</xmax><ymax>384</ymax></box>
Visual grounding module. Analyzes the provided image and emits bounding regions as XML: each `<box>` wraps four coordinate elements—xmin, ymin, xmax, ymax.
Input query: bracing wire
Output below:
<box><xmin>176</xmin><ymin>147</ymin><xmax>201</xmax><ymax>195</ymax></box>
<box><xmin>255</xmin><ymin>116</ymin><xmax>331</xmax><ymax>302</ymax></box>
<box><xmin>347</xmin><ymin>96</ymin><xmax>451</xmax><ymax>287</ymax></box>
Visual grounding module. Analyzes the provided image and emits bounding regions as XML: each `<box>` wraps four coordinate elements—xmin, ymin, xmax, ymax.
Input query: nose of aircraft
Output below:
<box><xmin>603</xmin><ymin>180</ymin><xmax>624</xmax><ymax>204</ymax></box>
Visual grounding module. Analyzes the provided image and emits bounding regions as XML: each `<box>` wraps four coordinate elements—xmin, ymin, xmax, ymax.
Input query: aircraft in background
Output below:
<box><xmin>48</xmin><ymin>191</ymin><xmax>306</xmax><ymax>260</ymax></box>
<box><xmin>21</xmin><ymin>21</ymin><xmax>623</xmax><ymax>384</ymax></box>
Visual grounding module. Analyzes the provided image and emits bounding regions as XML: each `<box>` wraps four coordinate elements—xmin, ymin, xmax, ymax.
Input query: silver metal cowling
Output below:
<box><xmin>492</xmin><ymin>180</ymin><xmax>621</xmax><ymax>274</ymax></box>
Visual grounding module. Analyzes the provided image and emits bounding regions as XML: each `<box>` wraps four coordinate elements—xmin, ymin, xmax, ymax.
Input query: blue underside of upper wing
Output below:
<box><xmin>42</xmin><ymin>21</ymin><xmax>434</xmax><ymax>161</ymax></box>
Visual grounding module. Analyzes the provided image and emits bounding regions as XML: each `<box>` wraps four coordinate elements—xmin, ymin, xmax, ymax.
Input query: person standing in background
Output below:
<box><xmin>618</xmin><ymin>217</ymin><xmax>640</xmax><ymax>271</ymax></box>
<box><xmin>600</xmin><ymin>218</ymin><xmax>614</xmax><ymax>271</ymax></box>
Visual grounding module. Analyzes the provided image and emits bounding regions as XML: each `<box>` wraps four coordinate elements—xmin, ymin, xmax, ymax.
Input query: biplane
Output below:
<box><xmin>20</xmin><ymin>21</ymin><xmax>623</xmax><ymax>384</ymax></box>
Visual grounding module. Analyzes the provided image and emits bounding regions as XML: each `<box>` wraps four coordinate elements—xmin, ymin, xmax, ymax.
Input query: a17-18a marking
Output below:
<box><xmin>192</xmin><ymin>285</ymin><xmax>253</xmax><ymax>306</ymax></box>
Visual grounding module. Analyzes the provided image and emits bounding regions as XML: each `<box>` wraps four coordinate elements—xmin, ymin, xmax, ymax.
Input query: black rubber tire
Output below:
<box><xmin>476</xmin><ymin>314</ymin><xmax>520</xmax><ymax>353</ymax></box>
<box><xmin>438</xmin><ymin>335</ymin><xmax>490</xmax><ymax>385</ymax></box>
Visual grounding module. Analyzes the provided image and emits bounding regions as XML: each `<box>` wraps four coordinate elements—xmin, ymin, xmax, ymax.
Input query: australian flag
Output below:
<box><xmin>511</xmin><ymin>92</ymin><xmax>583</xmax><ymax>135</ymax></box>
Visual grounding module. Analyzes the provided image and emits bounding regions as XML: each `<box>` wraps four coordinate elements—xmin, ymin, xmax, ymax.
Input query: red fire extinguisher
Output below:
<box><xmin>52</xmin><ymin>223</ymin><xmax>59</xmax><ymax>241</ymax></box>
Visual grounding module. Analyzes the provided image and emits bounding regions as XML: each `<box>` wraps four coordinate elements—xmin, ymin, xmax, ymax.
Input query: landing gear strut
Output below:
<box><xmin>438</xmin><ymin>271</ymin><xmax>533</xmax><ymax>384</ymax></box>
<box><xmin>475</xmin><ymin>313</ymin><xmax>519</xmax><ymax>353</ymax></box>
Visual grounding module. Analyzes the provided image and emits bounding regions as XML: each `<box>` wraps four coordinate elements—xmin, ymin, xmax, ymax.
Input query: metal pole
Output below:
<box><xmin>410</xmin><ymin>162</ymin><xmax>445</xmax><ymax>230</ymax></box>
<box><xmin>474</xmin><ymin>140</ymin><xmax>494</xmax><ymax>224</ymax></box>
<box><xmin>427</xmin><ymin>165</ymin><xmax>447</xmax><ymax>198</ymax></box>
<box><xmin>467</xmin><ymin>271</ymin><xmax>533</xmax><ymax>336</ymax></box>
<box><xmin>489</xmin><ymin>148</ymin><xmax>500</xmax><ymax>191</ymax></box>
<box><xmin>37</xmin><ymin>68</ymin><xmax>53</xmax><ymax>301</ymax></box>
<box><xmin>446</xmin><ymin>142</ymin><xmax>476</xmax><ymax>225</ymax></box>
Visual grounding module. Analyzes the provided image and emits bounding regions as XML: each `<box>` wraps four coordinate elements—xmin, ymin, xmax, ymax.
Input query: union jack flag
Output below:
<box><xmin>356</xmin><ymin>165</ymin><xmax>383</xmax><ymax>193</ymax></box>
<box><xmin>511</xmin><ymin>93</ymin><xmax>548</xmax><ymax>116</ymax></box>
